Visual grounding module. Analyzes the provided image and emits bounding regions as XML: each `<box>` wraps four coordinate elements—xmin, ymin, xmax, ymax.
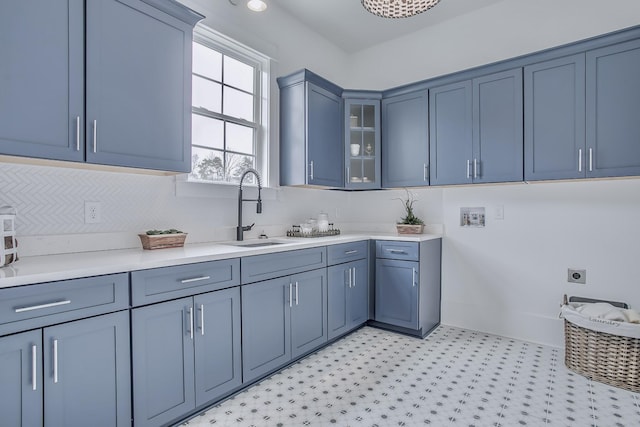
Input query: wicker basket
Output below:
<box><xmin>138</xmin><ymin>233</ymin><xmax>187</xmax><ymax>250</ymax></box>
<box><xmin>563</xmin><ymin>295</ymin><xmax>640</xmax><ymax>392</ymax></box>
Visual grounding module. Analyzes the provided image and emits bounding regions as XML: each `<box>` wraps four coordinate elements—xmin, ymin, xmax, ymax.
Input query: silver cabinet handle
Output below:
<box><xmin>289</xmin><ymin>283</ymin><xmax>293</xmax><ymax>308</ymax></box>
<box><xmin>473</xmin><ymin>158</ymin><xmax>478</xmax><ymax>179</ymax></box>
<box><xmin>589</xmin><ymin>148</ymin><xmax>593</xmax><ymax>172</ymax></box>
<box><xmin>53</xmin><ymin>339</ymin><xmax>59</xmax><ymax>384</ymax></box>
<box><xmin>344</xmin><ymin>250</ymin><xmax>358</xmax><ymax>255</ymax></box>
<box><xmin>388</xmin><ymin>249</ymin><xmax>407</xmax><ymax>254</ymax></box>
<box><xmin>32</xmin><ymin>344</ymin><xmax>37</xmax><ymax>391</ymax></box>
<box><xmin>199</xmin><ymin>304</ymin><xmax>205</xmax><ymax>336</ymax></box>
<box><xmin>412</xmin><ymin>268</ymin><xmax>417</xmax><ymax>287</ymax></box>
<box><xmin>346</xmin><ymin>167</ymin><xmax>350</xmax><ymax>184</ymax></box>
<box><xmin>466</xmin><ymin>160</ymin><xmax>471</xmax><ymax>179</ymax></box>
<box><xmin>75</xmin><ymin>116</ymin><xmax>81</xmax><ymax>151</ymax></box>
<box><xmin>180</xmin><ymin>276</ymin><xmax>210</xmax><ymax>284</ymax></box>
<box><xmin>309</xmin><ymin>161</ymin><xmax>314</xmax><ymax>180</ymax></box>
<box><xmin>578</xmin><ymin>148</ymin><xmax>583</xmax><ymax>172</ymax></box>
<box><xmin>187</xmin><ymin>307</ymin><xmax>194</xmax><ymax>340</ymax></box>
<box><xmin>295</xmin><ymin>282</ymin><xmax>299</xmax><ymax>306</ymax></box>
<box><xmin>347</xmin><ymin>268</ymin><xmax>352</xmax><ymax>288</ymax></box>
<box><xmin>352</xmin><ymin>268</ymin><xmax>356</xmax><ymax>288</ymax></box>
<box><xmin>423</xmin><ymin>163</ymin><xmax>428</xmax><ymax>181</ymax></box>
<box><xmin>15</xmin><ymin>300</ymin><xmax>71</xmax><ymax>313</ymax></box>
<box><xmin>92</xmin><ymin>120</ymin><xmax>97</xmax><ymax>153</ymax></box>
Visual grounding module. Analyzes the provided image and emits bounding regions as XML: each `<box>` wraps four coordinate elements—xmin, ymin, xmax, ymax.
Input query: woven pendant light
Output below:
<box><xmin>362</xmin><ymin>0</ymin><xmax>441</xmax><ymax>18</ymax></box>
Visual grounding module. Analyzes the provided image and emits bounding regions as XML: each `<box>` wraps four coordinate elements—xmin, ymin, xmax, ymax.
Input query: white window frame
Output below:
<box><xmin>182</xmin><ymin>24</ymin><xmax>270</xmax><ymax>191</ymax></box>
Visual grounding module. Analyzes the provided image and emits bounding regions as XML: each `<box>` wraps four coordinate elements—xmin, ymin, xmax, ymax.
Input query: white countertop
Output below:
<box><xmin>0</xmin><ymin>233</ymin><xmax>441</xmax><ymax>288</ymax></box>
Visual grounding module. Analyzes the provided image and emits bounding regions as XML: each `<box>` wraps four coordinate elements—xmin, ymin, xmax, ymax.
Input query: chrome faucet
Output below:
<box><xmin>237</xmin><ymin>168</ymin><xmax>262</xmax><ymax>241</ymax></box>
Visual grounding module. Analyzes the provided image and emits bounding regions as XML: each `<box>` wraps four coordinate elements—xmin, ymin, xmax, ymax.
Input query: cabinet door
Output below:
<box><xmin>524</xmin><ymin>54</ymin><xmax>586</xmax><ymax>181</ymax></box>
<box><xmin>586</xmin><ymin>39</ymin><xmax>640</xmax><ymax>178</ymax></box>
<box><xmin>241</xmin><ymin>277</ymin><xmax>291</xmax><ymax>383</ymax></box>
<box><xmin>327</xmin><ymin>264</ymin><xmax>350</xmax><ymax>340</ymax></box>
<box><xmin>472</xmin><ymin>69</ymin><xmax>523</xmax><ymax>183</ymax></box>
<box><xmin>348</xmin><ymin>259</ymin><xmax>369</xmax><ymax>329</ymax></box>
<box><xmin>345</xmin><ymin>98</ymin><xmax>381</xmax><ymax>189</ymax></box>
<box><xmin>429</xmin><ymin>80</ymin><xmax>473</xmax><ymax>185</ymax></box>
<box><xmin>194</xmin><ymin>287</ymin><xmax>242</xmax><ymax>406</ymax></box>
<box><xmin>382</xmin><ymin>91</ymin><xmax>429</xmax><ymax>187</ymax></box>
<box><xmin>44</xmin><ymin>311</ymin><xmax>131</xmax><ymax>427</ymax></box>
<box><xmin>86</xmin><ymin>0</ymin><xmax>194</xmax><ymax>172</ymax></box>
<box><xmin>0</xmin><ymin>0</ymin><xmax>84</xmax><ymax>162</ymax></box>
<box><xmin>0</xmin><ymin>330</ymin><xmax>42</xmax><ymax>427</ymax></box>
<box><xmin>307</xmin><ymin>83</ymin><xmax>344</xmax><ymax>187</ymax></box>
<box><xmin>132</xmin><ymin>298</ymin><xmax>195</xmax><ymax>427</ymax></box>
<box><xmin>375</xmin><ymin>259</ymin><xmax>419</xmax><ymax>330</ymax></box>
<box><xmin>290</xmin><ymin>269</ymin><xmax>328</xmax><ymax>358</ymax></box>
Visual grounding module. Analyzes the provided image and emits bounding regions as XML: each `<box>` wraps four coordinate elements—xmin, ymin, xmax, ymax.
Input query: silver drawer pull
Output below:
<box><xmin>180</xmin><ymin>276</ymin><xmax>210</xmax><ymax>284</ymax></box>
<box><xmin>388</xmin><ymin>249</ymin><xmax>407</xmax><ymax>254</ymax></box>
<box><xmin>15</xmin><ymin>300</ymin><xmax>71</xmax><ymax>313</ymax></box>
<box><xmin>344</xmin><ymin>250</ymin><xmax>358</xmax><ymax>255</ymax></box>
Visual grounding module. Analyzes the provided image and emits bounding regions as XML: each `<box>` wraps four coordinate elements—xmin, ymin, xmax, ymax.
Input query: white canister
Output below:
<box><xmin>317</xmin><ymin>212</ymin><xmax>329</xmax><ymax>232</ymax></box>
<box><xmin>350</xmin><ymin>144</ymin><xmax>360</xmax><ymax>156</ymax></box>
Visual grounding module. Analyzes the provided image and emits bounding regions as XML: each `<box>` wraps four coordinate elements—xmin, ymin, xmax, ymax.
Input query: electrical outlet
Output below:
<box><xmin>84</xmin><ymin>201</ymin><xmax>101</xmax><ymax>224</ymax></box>
<box><xmin>567</xmin><ymin>268</ymin><xmax>586</xmax><ymax>284</ymax></box>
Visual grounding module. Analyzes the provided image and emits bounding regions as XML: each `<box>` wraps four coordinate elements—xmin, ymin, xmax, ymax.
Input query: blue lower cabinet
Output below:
<box><xmin>375</xmin><ymin>259</ymin><xmax>420</xmax><ymax>330</ymax></box>
<box><xmin>242</xmin><ymin>269</ymin><xmax>327</xmax><ymax>383</ymax></box>
<box><xmin>327</xmin><ymin>259</ymin><xmax>368</xmax><ymax>340</ymax></box>
<box><xmin>133</xmin><ymin>288</ymin><xmax>241</xmax><ymax>427</ymax></box>
<box><xmin>0</xmin><ymin>330</ymin><xmax>43</xmax><ymax>427</ymax></box>
<box><xmin>44</xmin><ymin>310</ymin><xmax>131</xmax><ymax>427</ymax></box>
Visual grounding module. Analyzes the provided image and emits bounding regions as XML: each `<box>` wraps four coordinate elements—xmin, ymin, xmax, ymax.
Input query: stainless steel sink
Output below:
<box><xmin>224</xmin><ymin>240</ymin><xmax>289</xmax><ymax>248</ymax></box>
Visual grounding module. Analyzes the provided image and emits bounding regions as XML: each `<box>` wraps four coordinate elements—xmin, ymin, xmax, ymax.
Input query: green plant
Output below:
<box><xmin>396</xmin><ymin>189</ymin><xmax>424</xmax><ymax>225</ymax></box>
<box><xmin>145</xmin><ymin>229</ymin><xmax>183</xmax><ymax>235</ymax></box>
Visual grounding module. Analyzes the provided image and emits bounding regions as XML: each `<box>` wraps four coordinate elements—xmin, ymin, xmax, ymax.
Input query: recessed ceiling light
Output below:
<box><xmin>247</xmin><ymin>0</ymin><xmax>267</xmax><ymax>12</ymax></box>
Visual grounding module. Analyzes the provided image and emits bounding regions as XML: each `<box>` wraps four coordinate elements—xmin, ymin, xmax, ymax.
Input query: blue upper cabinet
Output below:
<box><xmin>472</xmin><ymin>69</ymin><xmax>523</xmax><ymax>184</ymax></box>
<box><xmin>429</xmin><ymin>69</ymin><xmax>523</xmax><ymax>185</ymax></box>
<box><xmin>0</xmin><ymin>0</ymin><xmax>84</xmax><ymax>162</ymax></box>
<box><xmin>586</xmin><ymin>39</ymin><xmax>640</xmax><ymax>178</ymax></box>
<box><xmin>278</xmin><ymin>70</ymin><xmax>344</xmax><ymax>187</ymax></box>
<box><xmin>429</xmin><ymin>80</ymin><xmax>473</xmax><ymax>185</ymax></box>
<box><xmin>0</xmin><ymin>0</ymin><xmax>202</xmax><ymax>172</ymax></box>
<box><xmin>344</xmin><ymin>92</ymin><xmax>381</xmax><ymax>189</ymax></box>
<box><xmin>86</xmin><ymin>0</ymin><xmax>202</xmax><ymax>172</ymax></box>
<box><xmin>381</xmin><ymin>90</ymin><xmax>429</xmax><ymax>188</ymax></box>
<box><xmin>524</xmin><ymin>54</ymin><xmax>586</xmax><ymax>181</ymax></box>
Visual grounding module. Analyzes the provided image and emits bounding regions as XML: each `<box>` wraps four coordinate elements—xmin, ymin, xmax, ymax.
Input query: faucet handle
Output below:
<box><xmin>242</xmin><ymin>223</ymin><xmax>255</xmax><ymax>232</ymax></box>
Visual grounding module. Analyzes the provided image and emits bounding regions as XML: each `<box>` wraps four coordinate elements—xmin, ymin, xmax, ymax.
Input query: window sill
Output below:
<box><xmin>175</xmin><ymin>175</ymin><xmax>280</xmax><ymax>200</ymax></box>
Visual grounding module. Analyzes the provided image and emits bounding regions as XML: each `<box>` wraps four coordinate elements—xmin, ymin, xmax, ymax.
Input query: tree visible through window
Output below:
<box><xmin>190</xmin><ymin>36</ymin><xmax>261</xmax><ymax>184</ymax></box>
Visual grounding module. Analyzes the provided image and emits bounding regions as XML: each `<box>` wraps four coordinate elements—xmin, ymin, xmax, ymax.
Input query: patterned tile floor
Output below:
<box><xmin>181</xmin><ymin>325</ymin><xmax>640</xmax><ymax>426</ymax></box>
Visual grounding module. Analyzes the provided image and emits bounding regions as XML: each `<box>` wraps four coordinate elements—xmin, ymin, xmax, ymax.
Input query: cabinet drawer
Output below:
<box><xmin>327</xmin><ymin>241</ymin><xmax>368</xmax><ymax>265</ymax></box>
<box><xmin>241</xmin><ymin>247</ymin><xmax>327</xmax><ymax>284</ymax></box>
<box><xmin>0</xmin><ymin>273</ymin><xmax>129</xmax><ymax>336</ymax></box>
<box><xmin>131</xmin><ymin>258</ymin><xmax>240</xmax><ymax>306</ymax></box>
<box><xmin>376</xmin><ymin>241</ymin><xmax>419</xmax><ymax>261</ymax></box>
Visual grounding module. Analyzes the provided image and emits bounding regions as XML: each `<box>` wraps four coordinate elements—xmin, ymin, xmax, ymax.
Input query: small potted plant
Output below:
<box><xmin>395</xmin><ymin>190</ymin><xmax>424</xmax><ymax>234</ymax></box>
<box><xmin>138</xmin><ymin>229</ymin><xmax>187</xmax><ymax>250</ymax></box>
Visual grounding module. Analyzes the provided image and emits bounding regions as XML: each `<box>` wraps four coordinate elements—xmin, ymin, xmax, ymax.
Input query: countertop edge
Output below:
<box><xmin>0</xmin><ymin>233</ymin><xmax>442</xmax><ymax>288</ymax></box>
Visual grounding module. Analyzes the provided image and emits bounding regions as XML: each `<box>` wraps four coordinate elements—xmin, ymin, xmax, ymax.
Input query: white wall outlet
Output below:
<box><xmin>494</xmin><ymin>205</ymin><xmax>504</xmax><ymax>220</ymax></box>
<box><xmin>84</xmin><ymin>201</ymin><xmax>102</xmax><ymax>224</ymax></box>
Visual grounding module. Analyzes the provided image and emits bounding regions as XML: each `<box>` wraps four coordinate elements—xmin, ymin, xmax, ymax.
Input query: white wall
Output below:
<box><xmin>346</xmin><ymin>0</ymin><xmax>640</xmax><ymax>89</ymax></box>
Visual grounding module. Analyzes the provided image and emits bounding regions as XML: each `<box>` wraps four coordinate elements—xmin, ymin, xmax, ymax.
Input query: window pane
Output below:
<box><xmin>226</xmin><ymin>122</ymin><xmax>254</xmax><ymax>154</ymax></box>
<box><xmin>191</xmin><ymin>147</ymin><xmax>224</xmax><ymax>181</ymax></box>
<box><xmin>223</xmin><ymin>87</ymin><xmax>253</xmax><ymax>121</ymax></box>
<box><xmin>193</xmin><ymin>76</ymin><xmax>221</xmax><ymax>113</ymax></box>
<box><xmin>193</xmin><ymin>42</ymin><xmax>222</xmax><ymax>81</ymax></box>
<box><xmin>192</xmin><ymin>115</ymin><xmax>223</xmax><ymax>150</ymax></box>
<box><xmin>226</xmin><ymin>153</ymin><xmax>255</xmax><ymax>183</ymax></box>
<box><xmin>224</xmin><ymin>55</ymin><xmax>254</xmax><ymax>93</ymax></box>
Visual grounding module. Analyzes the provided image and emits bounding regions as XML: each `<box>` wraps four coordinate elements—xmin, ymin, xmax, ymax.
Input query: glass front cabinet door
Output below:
<box><xmin>344</xmin><ymin>93</ymin><xmax>381</xmax><ymax>189</ymax></box>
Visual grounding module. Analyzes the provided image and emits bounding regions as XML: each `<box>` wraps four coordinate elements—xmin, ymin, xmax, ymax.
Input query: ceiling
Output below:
<box><xmin>270</xmin><ymin>0</ymin><xmax>506</xmax><ymax>53</ymax></box>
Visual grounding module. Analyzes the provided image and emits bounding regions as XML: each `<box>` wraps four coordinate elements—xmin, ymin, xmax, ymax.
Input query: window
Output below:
<box><xmin>189</xmin><ymin>26</ymin><xmax>269</xmax><ymax>185</ymax></box>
